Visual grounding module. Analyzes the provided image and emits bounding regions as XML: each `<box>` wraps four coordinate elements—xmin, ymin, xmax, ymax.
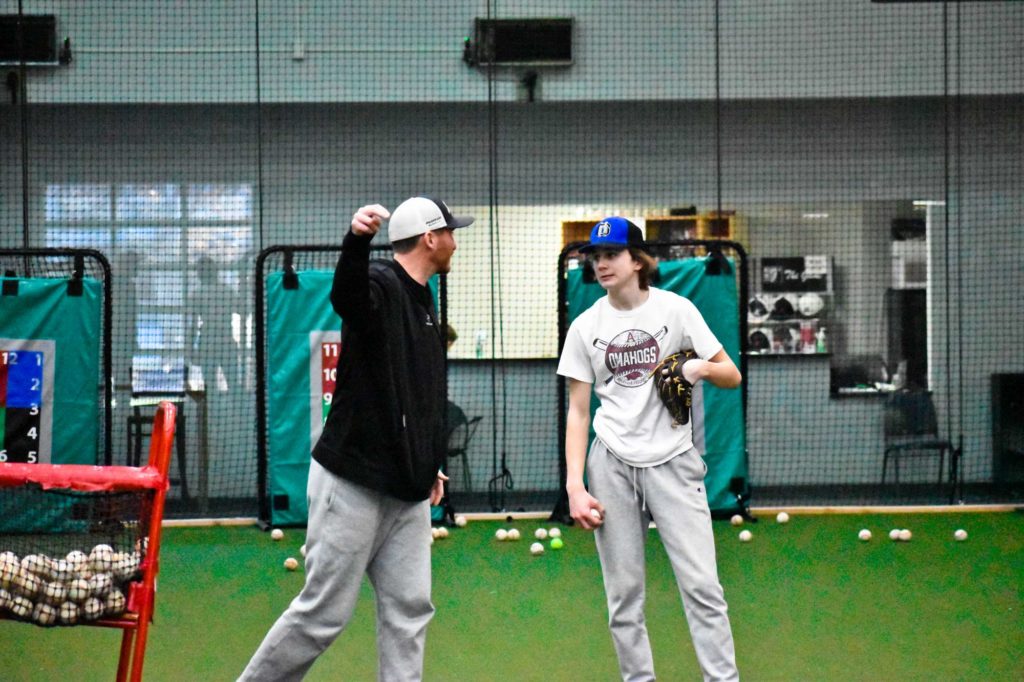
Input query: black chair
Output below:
<box><xmin>881</xmin><ymin>389</ymin><xmax>954</xmax><ymax>490</ymax></box>
<box><xmin>127</xmin><ymin>399</ymin><xmax>189</xmax><ymax>502</ymax></box>
<box><xmin>446</xmin><ymin>401</ymin><xmax>482</xmax><ymax>492</ymax></box>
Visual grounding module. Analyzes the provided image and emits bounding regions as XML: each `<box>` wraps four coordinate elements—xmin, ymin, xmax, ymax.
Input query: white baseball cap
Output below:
<box><xmin>387</xmin><ymin>196</ymin><xmax>475</xmax><ymax>243</ymax></box>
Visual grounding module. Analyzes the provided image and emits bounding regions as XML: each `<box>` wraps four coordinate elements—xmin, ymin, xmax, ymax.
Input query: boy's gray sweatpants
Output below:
<box><xmin>587</xmin><ymin>439</ymin><xmax>739</xmax><ymax>682</ymax></box>
<box><xmin>238</xmin><ymin>459</ymin><xmax>434</xmax><ymax>682</ymax></box>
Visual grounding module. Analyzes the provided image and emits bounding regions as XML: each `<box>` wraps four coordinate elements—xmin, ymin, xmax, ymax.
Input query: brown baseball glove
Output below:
<box><xmin>651</xmin><ymin>349</ymin><xmax>697</xmax><ymax>427</ymax></box>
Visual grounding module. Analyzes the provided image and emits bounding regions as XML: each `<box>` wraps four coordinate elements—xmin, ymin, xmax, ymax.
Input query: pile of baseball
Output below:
<box><xmin>0</xmin><ymin>544</ymin><xmax>142</xmax><ymax>626</ymax></box>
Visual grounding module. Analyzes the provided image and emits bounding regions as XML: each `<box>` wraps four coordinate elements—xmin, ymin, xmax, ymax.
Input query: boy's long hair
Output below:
<box><xmin>630</xmin><ymin>248</ymin><xmax>658</xmax><ymax>290</ymax></box>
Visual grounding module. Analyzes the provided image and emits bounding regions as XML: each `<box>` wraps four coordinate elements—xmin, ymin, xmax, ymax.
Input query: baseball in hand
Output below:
<box><xmin>351</xmin><ymin>204</ymin><xmax>390</xmax><ymax>236</ymax></box>
<box><xmin>682</xmin><ymin>359</ymin><xmax>704</xmax><ymax>384</ymax></box>
<box><xmin>590</xmin><ymin>508</ymin><xmax>603</xmax><ymax>522</ymax></box>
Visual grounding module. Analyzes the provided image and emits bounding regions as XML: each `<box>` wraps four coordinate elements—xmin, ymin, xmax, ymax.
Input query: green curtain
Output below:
<box><xmin>0</xmin><ymin>276</ymin><xmax>102</xmax><ymax>532</ymax></box>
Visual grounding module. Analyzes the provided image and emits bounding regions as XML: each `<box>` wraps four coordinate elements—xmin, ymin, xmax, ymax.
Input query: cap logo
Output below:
<box><xmin>595</xmin><ymin>221</ymin><xmax>612</xmax><ymax>238</ymax></box>
<box><xmin>426</xmin><ymin>215</ymin><xmax>444</xmax><ymax>227</ymax></box>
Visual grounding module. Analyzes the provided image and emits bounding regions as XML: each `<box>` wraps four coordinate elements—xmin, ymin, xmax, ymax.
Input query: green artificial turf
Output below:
<box><xmin>2</xmin><ymin>511</ymin><xmax>1021</xmax><ymax>681</ymax></box>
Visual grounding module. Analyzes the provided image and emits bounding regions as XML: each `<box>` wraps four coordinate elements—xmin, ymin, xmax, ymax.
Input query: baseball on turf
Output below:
<box><xmin>507</xmin><ymin>528</ymin><xmax>521</xmax><ymax>541</ymax></box>
<box><xmin>898</xmin><ymin>529</ymin><xmax>912</xmax><ymax>542</ymax></box>
<box><xmin>730</xmin><ymin>514</ymin><xmax>744</xmax><ymax>526</ymax></box>
<box><xmin>954</xmin><ymin>529</ymin><xmax>968</xmax><ymax>541</ymax></box>
<box><xmin>776</xmin><ymin>511</ymin><xmax>790</xmax><ymax>524</ymax></box>
<box><xmin>534</xmin><ymin>528</ymin><xmax>548</xmax><ymax>540</ymax></box>
<box><xmin>738</xmin><ymin>530</ymin><xmax>753</xmax><ymax>542</ymax></box>
<box><xmin>858</xmin><ymin>529</ymin><xmax>872</xmax><ymax>541</ymax></box>
<box><xmin>548</xmin><ymin>527</ymin><xmax>561</xmax><ymax>539</ymax></box>
<box><xmin>300</xmin><ymin>544</ymin><xmax>307</xmax><ymax>557</ymax></box>
<box><xmin>270</xmin><ymin>528</ymin><xmax>284</xmax><ymax>541</ymax></box>
<box><xmin>454</xmin><ymin>515</ymin><xmax>467</xmax><ymax>527</ymax></box>
<box><xmin>283</xmin><ymin>557</ymin><xmax>299</xmax><ymax>571</ymax></box>
<box><xmin>888</xmin><ymin>529</ymin><xmax>901</xmax><ymax>541</ymax></box>
<box><xmin>530</xmin><ymin>542</ymin><xmax>544</xmax><ymax>556</ymax></box>
<box><xmin>495</xmin><ymin>529</ymin><xmax>508</xmax><ymax>541</ymax></box>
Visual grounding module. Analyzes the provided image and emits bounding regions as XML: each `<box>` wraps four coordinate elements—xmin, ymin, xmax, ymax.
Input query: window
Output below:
<box><xmin>44</xmin><ymin>182</ymin><xmax>253</xmax><ymax>393</ymax></box>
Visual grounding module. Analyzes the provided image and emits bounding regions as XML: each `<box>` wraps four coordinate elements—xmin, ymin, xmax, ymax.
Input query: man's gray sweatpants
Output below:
<box><xmin>238</xmin><ymin>459</ymin><xmax>434</xmax><ymax>682</ymax></box>
<box><xmin>587</xmin><ymin>439</ymin><xmax>739</xmax><ymax>682</ymax></box>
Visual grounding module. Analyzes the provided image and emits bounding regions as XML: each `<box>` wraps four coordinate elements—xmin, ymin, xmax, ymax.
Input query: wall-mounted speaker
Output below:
<box><xmin>0</xmin><ymin>15</ymin><xmax>58</xmax><ymax>66</ymax></box>
<box><xmin>472</xmin><ymin>18</ymin><xmax>573</xmax><ymax>67</ymax></box>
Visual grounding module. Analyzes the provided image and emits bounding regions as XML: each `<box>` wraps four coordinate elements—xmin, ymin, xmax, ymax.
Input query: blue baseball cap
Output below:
<box><xmin>579</xmin><ymin>217</ymin><xmax>646</xmax><ymax>253</ymax></box>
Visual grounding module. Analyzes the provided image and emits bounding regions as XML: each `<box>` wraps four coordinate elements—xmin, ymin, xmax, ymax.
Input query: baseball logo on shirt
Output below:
<box><xmin>593</xmin><ymin>326</ymin><xmax>667</xmax><ymax>387</ymax></box>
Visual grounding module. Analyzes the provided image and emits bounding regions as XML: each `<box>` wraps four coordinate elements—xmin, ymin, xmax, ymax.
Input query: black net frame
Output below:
<box><xmin>254</xmin><ymin>243</ymin><xmax>408</xmax><ymax>525</ymax></box>
<box><xmin>0</xmin><ymin>247</ymin><xmax>112</xmax><ymax>466</ymax></box>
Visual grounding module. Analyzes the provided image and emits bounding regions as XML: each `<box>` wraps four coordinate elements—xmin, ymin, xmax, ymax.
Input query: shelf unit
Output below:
<box><xmin>561</xmin><ymin>212</ymin><xmax>745</xmax><ymax>250</ymax></box>
<box><xmin>747</xmin><ymin>255</ymin><xmax>833</xmax><ymax>356</ymax></box>
<box><xmin>747</xmin><ymin>292</ymin><xmax>831</xmax><ymax>355</ymax></box>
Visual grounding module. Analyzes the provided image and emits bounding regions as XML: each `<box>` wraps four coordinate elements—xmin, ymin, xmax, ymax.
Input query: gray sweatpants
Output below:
<box><xmin>587</xmin><ymin>439</ymin><xmax>738</xmax><ymax>682</ymax></box>
<box><xmin>238</xmin><ymin>459</ymin><xmax>434</xmax><ymax>682</ymax></box>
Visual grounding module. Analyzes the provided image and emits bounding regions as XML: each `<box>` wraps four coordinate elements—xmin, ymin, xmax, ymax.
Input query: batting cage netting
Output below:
<box><xmin>1</xmin><ymin>2</ymin><xmax>1021</xmax><ymax>520</ymax></box>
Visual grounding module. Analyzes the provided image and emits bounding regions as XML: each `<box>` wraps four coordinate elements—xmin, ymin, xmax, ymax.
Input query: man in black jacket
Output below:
<box><xmin>240</xmin><ymin>196</ymin><xmax>473</xmax><ymax>682</ymax></box>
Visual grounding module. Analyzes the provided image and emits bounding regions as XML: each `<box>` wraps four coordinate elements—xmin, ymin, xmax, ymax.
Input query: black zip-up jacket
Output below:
<box><xmin>311</xmin><ymin>230</ymin><xmax>447</xmax><ymax>501</ymax></box>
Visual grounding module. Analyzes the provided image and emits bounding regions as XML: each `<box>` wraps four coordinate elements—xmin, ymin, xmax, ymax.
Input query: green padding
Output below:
<box><xmin>0</xmin><ymin>277</ymin><xmax>101</xmax><ymax>533</ymax></box>
<box><xmin>0</xmin><ymin>278</ymin><xmax>101</xmax><ymax>464</ymax></box>
<box><xmin>566</xmin><ymin>258</ymin><xmax>747</xmax><ymax>513</ymax></box>
<box><xmin>266</xmin><ymin>268</ymin><xmax>439</xmax><ymax>526</ymax></box>
<box><xmin>266</xmin><ymin>271</ymin><xmax>338</xmax><ymax>526</ymax></box>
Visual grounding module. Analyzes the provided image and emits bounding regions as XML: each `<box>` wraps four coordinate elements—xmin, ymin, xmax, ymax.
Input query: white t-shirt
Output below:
<box><xmin>557</xmin><ymin>287</ymin><xmax>722</xmax><ymax>466</ymax></box>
